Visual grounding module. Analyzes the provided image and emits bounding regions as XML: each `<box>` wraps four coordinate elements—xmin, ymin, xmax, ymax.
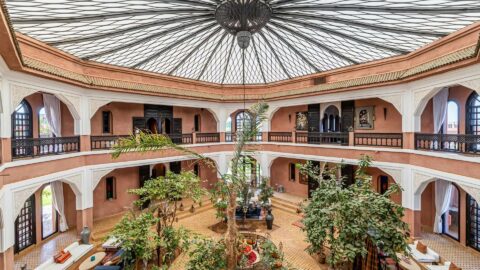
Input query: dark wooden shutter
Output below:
<box><xmin>170</xmin><ymin>161</ymin><xmax>181</xmax><ymax>174</ymax></box>
<box><xmin>341</xmin><ymin>100</ymin><xmax>355</xmax><ymax>132</ymax></box>
<box><xmin>132</xmin><ymin>117</ymin><xmax>146</xmax><ymax>133</ymax></box>
<box><xmin>307</xmin><ymin>104</ymin><xmax>320</xmax><ymax>132</ymax></box>
<box><xmin>341</xmin><ymin>164</ymin><xmax>355</xmax><ymax>187</ymax></box>
<box><xmin>173</xmin><ymin>118</ymin><xmax>183</xmax><ymax>134</ymax></box>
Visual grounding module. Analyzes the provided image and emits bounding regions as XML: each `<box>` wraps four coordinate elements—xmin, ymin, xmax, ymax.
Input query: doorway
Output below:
<box><xmin>147</xmin><ymin>118</ymin><xmax>159</xmax><ymax>134</ymax></box>
<box><xmin>41</xmin><ymin>185</ymin><xmax>58</xmax><ymax>239</ymax></box>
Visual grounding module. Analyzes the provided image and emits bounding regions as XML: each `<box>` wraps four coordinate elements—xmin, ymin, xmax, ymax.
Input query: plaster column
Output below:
<box><xmin>348</xmin><ymin>131</ymin><xmax>354</xmax><ymax>146</ymax></box>
<box><xmin>402</xmin><ymin>132</ymin><xmax>415</xmax><ymax>149</ymax></box>
<box><xmin>0</xmin><ymin>138</ymin><xmax>11</xmax><ymax>163</ymax></box>
<box><xmin>80</xmin><ymin>135</ymin><xmax>91</xmax><ymax>152</ymax></box>
<box><xmin>403</xmin><ymin>208</ymin><xmax>422</xmax><ymax>239</ymax></box>
<box><xmin>0</xmin><ymin>247</ymin><xmax>14</xmax><ymax>270</ymax></box>
<box><xmin>76</xmin><ymin>208</ymin><xmax>93</xmax><ymax>236</ymax></box>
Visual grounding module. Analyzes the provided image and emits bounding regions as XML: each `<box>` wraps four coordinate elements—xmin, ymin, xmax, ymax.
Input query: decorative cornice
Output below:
<box><xmin>22</xmin><ymin>43</ymin><xmax>479</xmax><ymax>101</ymax></box>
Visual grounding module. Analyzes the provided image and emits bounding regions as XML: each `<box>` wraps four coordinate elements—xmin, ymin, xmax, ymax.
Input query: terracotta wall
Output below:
<box><xmin>270</xmin><ymin>105</ymin><xmax>308</xmax><ymax>131</ymax></box>
<box><xmin>367</xmin><ymin>167</ymin><xmax>402</xmax><ymax>205</ymax></box>
<box><xmin>93</xmin><ymin>167</ymin><xmax>140</xmax><ymax>221</ymax></box>
<box><xmin>173</xmin><ymin>107</ymin><xmax>217</xmax><ymax>133</ymax></box>
<box><xmin>181</xmin><ymin>160</ymin><xmax>218</xmax><ymax>190</ymax></box>
<box><xmin>421</xmin><ymin>86</ymin><xmax>474</xmax><ymax>133</ymax></box>
<box><xmin>270</xmin><ymin>157</ymin><xmax>308</xmax><ymax>197</ymax></box>
<box><xmin>421</xmin><ymin>182</ymin><xmax>436</xmax><ymax>232</ymax></box>
<box><xmin>354</xmin><ymin>98</ymin><xmax>402</xmax><ymax>133</ymax></box>
<box><xmin>91</xmin><ymin>102</ymin><xmax>144</xmax><ymax>135</ymax></box>
<box><xmin>23</xmin><ymin>93</ymin><xmax>75</xmax><ymax>138</ymax></box>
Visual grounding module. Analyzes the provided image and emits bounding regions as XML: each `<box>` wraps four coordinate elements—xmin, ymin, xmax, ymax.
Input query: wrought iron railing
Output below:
<box><xmin>196</xmin><ymin>132</ymin><xmax>220</xmax><ymax>143</ymax></box>
<box><xmin>415</xmin><ymin>133</ymin><xmax>480</xmax><ymax>154</ymax></box>
<box><xmin>295</xmin><ymin>132</ymin><xmax>349</xmax><ymax>145</ymax></box>
<box><xmin>225</xmin><ymin>132</ymin><xmax>263</xmax><ymax>142</ymax></box>
<box><xmin>354</xmin><ymin>133</ymin><xmax>403</xmax><ymax>148</ymax></box>
<box><xmin>268</xmin><ymin>132</ymin><xmax>292</xmax><ymax>143</ymax></box>
<box><xmin>12</xmin><ymin>136</ymin><xmax>80</xmax><ymax>159</ymax></box>
<box><xmin>168</xmin><ymin>133</ymin><xmax>193</xmax><ymax>145</ymax></box>
<box><xmin>91</xmin><ymin>135</ymin><xmax>129</xmax><ymax>150</ymax></box>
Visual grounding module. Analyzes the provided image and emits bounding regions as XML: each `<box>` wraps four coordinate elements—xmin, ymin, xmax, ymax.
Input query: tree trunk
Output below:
<box><xmin>225</xmin><ymin>190</ymin><xmax>238</xmax><ymax>270</ymax></box>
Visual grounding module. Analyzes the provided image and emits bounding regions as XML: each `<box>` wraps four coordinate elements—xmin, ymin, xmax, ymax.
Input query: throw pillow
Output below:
<box><xmin>416</xmin><ymin>241</ymin><xmax>428</xmax><ymax>254</ymax></box>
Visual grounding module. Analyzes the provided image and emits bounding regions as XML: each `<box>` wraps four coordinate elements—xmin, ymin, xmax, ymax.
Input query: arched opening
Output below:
<box><xmin>322</xmin><ymin>105</ymin><xmax>340</xmax><ymax>132</ymax></box>
<box><xmin>446</xmin><ymin>101</ymin><xmax>459</xmax><ymax>134</ymax></box>
<box><xmin>147</xmin><ymin>118</ymin><xmax>158</xmax><ymax>134</ymax></box>
<box><xmin>226</xmin><ymin>116</ymin><xmax>232</xmax><ymax>133</ymax></box>
<box><xmin>466</xmin><ymin>92</ymin><xmax>480</xmax><ymax>135</ymax></box>
<box><xmin>38</xmin><ymin>107</ymin><xmax>54</xmax><ymax>138</ymax></box>
<box><xmin>41</xmin><ymin>184</ymin><xmax>57</xmax><ymax>239</ymax></box>
<box><xmin>12</xmin><ymin>99</ymin><xmax>33</xmax><ymax>157</ymax></box>
<box><xmin>14</xmin><ymin>194</ymin><xmax>35</xmax><ymax>253</ymax></box>
<box><xmin>228</xmin><ymin>156</ymin><xmax>261</xmax><ymax>188</ymax></box>
<box><xmin>235</xmin><ymin>111</ymin><xmax>252</xmax><ymax>132</ymax></box>
<box><xmin>442</xmin><ymin>184</ymin><xmax>460</xmax><ymax>240</ymax></box>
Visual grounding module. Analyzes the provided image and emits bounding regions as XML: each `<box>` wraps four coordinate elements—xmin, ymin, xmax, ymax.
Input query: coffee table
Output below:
<box><xmin>79</xmin><ymin>252</ymin><xmax>106</xmax><ymax>270</ymax></box>
<box><xmin>396</xmin><ymin>253</ymin><xmax>421</xmax><ymax>270</ymax></box>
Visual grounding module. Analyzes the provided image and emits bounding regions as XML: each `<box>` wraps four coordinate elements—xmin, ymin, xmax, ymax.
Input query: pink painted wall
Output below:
<box><xmin>173</xmin><ymin>107</ymin><xmax>217</xmax><ymax>133</ymax></box>
<box><xmin>181</xmin><ymin>160</ymin><xmax>218</xmax><ymax>190</ymax></box>
<box><xmin>367</xmin><ymin>167</ymin><xmax>402</xmax><ymax>205</ymax></box>
<box><xmin>421</xmin><ymin>182</ymin><xmax>436</xmax><ymax>232</ymax></box>
<box><xmin>93</xmin><ymin>167</ymin><xmax>140</xmax><ymax>221</ymax></box>
<box><xmin>270</xmin><ymin>105</ymin><xmax>308</xmax><ymax>131</ymax></box>
<box><xmin>270</xmin><ymin>157</ymin><xmax>308</xmax><ymax>197</ymax></box>
<box><xmin>354</xmin><ymin>98</ymin><xmax>402</xmax><ymax>133</ymax></box>
<box><xmin>91</xmin><ymin>102</ymin><xmax>144</xmax><ymax>135</ymax></box>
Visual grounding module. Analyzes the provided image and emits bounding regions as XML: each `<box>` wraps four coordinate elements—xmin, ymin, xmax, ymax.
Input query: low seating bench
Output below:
<box><xmin>35</xmin><ymin>241</ymin><xmax>94</xmax><ymax>270</ymax></box>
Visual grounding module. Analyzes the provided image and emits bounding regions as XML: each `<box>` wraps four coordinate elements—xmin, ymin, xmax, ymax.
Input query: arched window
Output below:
<box><xmin>12</xmin><ymin>100</ymin><xmax>33</xmax><ymax>157</ymax></box>
<box><xmin>446</xmin><ymin>101</ymin><xmax>459</xmax><ymax>135</ymax></box>
<box><xmin>39</xmin><ymin>107</ymin><xmax>54</xmax><ymax>138</ymax></box>
<box><xmin>466</xmin><ymin>92</ymin><xmax>480</xmax><ymax>135</ymax></box>
<box><xmin>442</xmin><ymin>184</ymin><xmax>460</xmax><ymax>240</ymax></box>
<box><xmin>322</xmin><ymin>106</ymin><xmax>340</xmax><ymax>132</ymax></box>
<box><xmin>467</xmin><ymin>195</ymin><xmax>480</xmax><ymax>251</ymax></box>
<box><xmin>236</xmin><ymin>111</ymin><xmax>252</xmax><ymax>132</ymax></box>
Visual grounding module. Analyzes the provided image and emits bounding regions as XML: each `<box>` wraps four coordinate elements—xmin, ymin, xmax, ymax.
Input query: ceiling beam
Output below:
<box><xmin>275</xmin><ymin>4</ymin><xmax>480</xmax><ymax>14</ymax></box>
<box><xmin>197</xmin><ymin>31</ymin><xmax>229</xmax><ymax>80</ymax></box>
<box><xmin>274</xmin><ymin>16</ymin><xmax>409</xmax><ymax>54</ymax></box>
<box><xmin>274</xmin><ymin>11</ymin><xmax>446</xmax><ymax>37</ymax></box>
<box><xmin>50</xmin><ymin>14</ymin><xmax>213</xmax><ymax>46</ymax></box>
<box><xmin>258</xmin><ymin>31</ymin><xmax>292</xmax><ymax>79</ymax></box>
<box><xmin>269</xmin><ymin>21</ymin><xmax>359</xmax><ymax>65</ymax></box>
<box><xmin>221</xmin><ymin>36</ymin><xmax>235</xmax><ymax>85</ymax></box>
<box><xmin>132</xmin><ymin>22</ymin><xmax>218</xmax><ymax>68</ymax></box>
<box><xmin>83</xmin><ymin>18</ymin><xmax>214</xmax><ymax>60</ymax></box>
<box><xmin>11</xmin><ymin>8</ymin><xmax>214</xmax><ymax>24</ymax></box>
<box><xmin>251</xmin><ymin>36</ymin><xmax>267</xmax><ymax>84</ymax></box>
<box><xmin>168</xmin><ymin>27</ymin><xmax>223</xmax><ymax>75</ymax></box>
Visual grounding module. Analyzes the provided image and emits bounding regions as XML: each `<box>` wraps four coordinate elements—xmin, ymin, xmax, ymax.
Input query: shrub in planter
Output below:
<box><xmin>186</xmin><ymin>237</ymin><xmax>227</xmax><ymax>270</ymax></box>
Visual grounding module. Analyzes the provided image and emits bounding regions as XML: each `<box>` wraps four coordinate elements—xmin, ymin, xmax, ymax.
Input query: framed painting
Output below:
<box><xmin>295</xmin><ymin>112</ymin><xmax>308</xmax><ymax>131</ymax></box>
<box><xmin>355</xmin><ymin>106</ymin><xmax>375</xmax><ymax>130</ymax></box>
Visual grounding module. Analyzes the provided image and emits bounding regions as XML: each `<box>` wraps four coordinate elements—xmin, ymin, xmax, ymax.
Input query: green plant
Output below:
<box><xmin>110</xmin><ymin>212</ymin><xmax>159</xmax><ymax>270</ymax></box>
<box><xmin>186</xmin><ymin>237</ymin><xmax>227</xmax><ymax>270</ymax></box>
<box><xmin>300</xmin><ymin>155</ymin><xmax>410</xmax><ymax>267</ymax></box>
<box><xmin>258</xmin><ymin>177</ymin><xmax>274</xmax><ymax>207</ymax></box>
<box><xmin>159</xmin><ymin>226</ymin><xmax>190</xmax><ymax>265</ymax></box>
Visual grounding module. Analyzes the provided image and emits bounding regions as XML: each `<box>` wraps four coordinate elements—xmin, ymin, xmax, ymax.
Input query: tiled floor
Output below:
<box><xmin>420</xmin><ymin>232</ymin><xmax>480</xmax><ymax>270</ymax></box>
<box><xmin>14</xmin><ymin>231</ymin><xmax>77</xmax><ymax>270</ymax></box>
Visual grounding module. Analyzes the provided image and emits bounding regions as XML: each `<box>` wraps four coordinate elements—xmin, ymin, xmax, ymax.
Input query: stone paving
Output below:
<box><xmin>170</xmin><ymin>208</ymin><xmax>325</xmax><ymax>270</ymax></box>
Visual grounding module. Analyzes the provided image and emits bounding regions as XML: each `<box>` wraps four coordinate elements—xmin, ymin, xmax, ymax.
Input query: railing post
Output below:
<box><xmin>262</xmin><ymin>132</ymin><xmax>268</xmax><ymax>142</ymax></box>
<box><xmin>402</xmin><ymin>132</ymin><xmax>415</xmax><ymax>149</ymax></box>
<box><xmin>1</xmin><ymin>138</ymin><xmax>12</xmax><ymax>163</ymax></box>
<box><xmin>292</xmin><ymin>131</ymin><xmax>296</xmax><ymax>143</ymax></box>
<box><xmin>192</xmin><ymin>132</ymin><xmax>197</xmax><ymax>144</ymax></box>
<box><xmin>220</xmin><ymin>132</ymin><xmax>226</xmax><ymax>143</ymax></box>
<box><xmin>80</xmin><ymin>135</ymin><xmax>91</xmax><ymax>151</ymax></box>
<box><xmin>348</xmin><ymin>131</ymin><xmax>355</xmax><ymax>146</ymax></box>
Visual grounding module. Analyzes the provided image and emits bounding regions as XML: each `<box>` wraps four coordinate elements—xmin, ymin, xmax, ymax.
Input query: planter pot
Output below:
<box><xmin>265</xmin><ymin>209</ymin><xmax>274</xmax><ymax>230</ymax></box>
<box><xmin>80</xmin><ymin>226</ymin><xmax>91</xmax><ymax>244</ymax></box>
<box><xmin>318</xmin><ymin>253</ymin><xmax>326</xmax><ymax>264</ymax></box>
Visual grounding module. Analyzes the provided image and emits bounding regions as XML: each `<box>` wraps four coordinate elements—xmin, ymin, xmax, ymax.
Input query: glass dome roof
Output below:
<box><xmin>4</xmin><ymin>0</ymin><xmax>480</xmax><ymax>84</ymax></box>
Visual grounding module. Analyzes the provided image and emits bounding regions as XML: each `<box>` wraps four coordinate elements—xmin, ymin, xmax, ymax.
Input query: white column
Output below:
<box><xmin>401</xmin><ymin>90</ymin><xmax>417</xmax><ymax>132</ymax></box>
<box><xmin>79</xmin><ymin>96</ymin><xmax>91</xmax><ymax>135</ymax></box>
<box><xmin>0</xmin><ymin>80</ymin><xmax>11</xmax><ymax>138</ymax></box>
<box><xmin>0</xmin><ymin>190</ymin><xmax>14</xmax><ymax>253</ymax></box>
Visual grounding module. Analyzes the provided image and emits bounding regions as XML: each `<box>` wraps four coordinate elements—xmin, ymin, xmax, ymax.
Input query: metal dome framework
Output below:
<box><xmin>4</xmin><ymin>0</ymin><xmax>480</xmax><ymax>85</ymax></box>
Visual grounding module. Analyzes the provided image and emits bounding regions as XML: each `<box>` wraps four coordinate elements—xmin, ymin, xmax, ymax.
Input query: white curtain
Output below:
<box><xmin>434</xmin><ymin>179</ymin><xmax>453</xmax><ymax>233</ymax></box>
<box><xmin>51</xmin><ymin>181</ymin><xmax>69</xmax><ymax>232</ymax></box>
<box><xmin>42</xmin><ymin>94</ymin><xmax>62</xmax><ymax>137</ymax></box>
<box><xmin>433</xmin><ymin>87</ymin><xmax>449</xmax><ymax>134</ymax></box>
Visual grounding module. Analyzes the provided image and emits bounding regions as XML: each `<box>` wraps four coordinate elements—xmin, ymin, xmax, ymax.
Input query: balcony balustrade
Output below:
<box><xmin>295</xmin><ymin>132</ymin><xmax>349</xmax><ymax>145</ymax></box>
<box><xmin>268</xmin><ymin>132</ymin><xmax>293</xmax><ymax>143</ymax></box>
<box><xmin>12</xmin><ymin>136</ymin><xmax>80</xmax><ymax>159</ymax></box>
<box><xmin>91</xmin><ymin>135</ymin><xmax>130</xmax><ymax>150</ymax></box>
<box><xmin>196</xmin><ymin>132</ymin><xmax>220</xmax><ymax>143</ymax></box>
<box><xmin>354</xmin><ymin>133</ymin><xmax>403</xmax><ymax>148</ymax></box>
<box><xmin>415</xmin><ymin>133</ymin><xmax>480</xmax><ymax>154</ymax></box>
<box><xmin>225</xmin><ymin>132</ymin><xmax>263</xmax><ymax>142</ymax></box>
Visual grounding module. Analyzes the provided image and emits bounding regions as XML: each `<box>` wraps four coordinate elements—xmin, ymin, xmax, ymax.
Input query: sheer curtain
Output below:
<box><xmin>51</xmin><ymin>181</ymin><xmax>69</xmax><ymax>232</ymax></box>
<box><xmin>42</xmin><ymin>94</ymin><xmax>62</xmax><ymax>137</ymax></box>
<box><xmin>434</xmin><ymin>179</ymin><xmax>453</xmax><ymax>233</ymax></box>
<box><xmin>433</xmin><ymin>87</ymin><xmax>449</xmax><ymax>134</ymax></box>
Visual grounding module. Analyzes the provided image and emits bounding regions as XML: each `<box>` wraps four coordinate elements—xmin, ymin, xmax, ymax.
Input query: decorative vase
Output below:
<box><xmin>265</xmin><ymin>209</ymin><xmax>274</xmax><ymax>230</ymax></box>
<box><xmin>80</xmin><ymin>226</ymin><xmax>91</xmax><ymax>244</ymax></box>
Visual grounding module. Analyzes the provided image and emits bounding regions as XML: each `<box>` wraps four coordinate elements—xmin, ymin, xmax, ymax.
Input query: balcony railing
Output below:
<box><xmin>268</xmin><ymin>132</ymin><xmax>292</xmax><ymax>143</ymax></box>
<box><xmin>354</xmin><ymin>133</ymin><xmax>403</xmax><ymax>148</ymax></box>
<box><xmin>295</xmin><ymin>132</ymin><xmax>349</xmax><ymax>145</ymax></box>
<box><xmin>196</xmin><ymin>132</ymin><xmax>220</xmax><ymax>143</ymax></box>
<box><xmin>91</xmin><ymin>135</ymin><xmax>129</xmax><ymax>150</ymax></box>
<box><xmin>415</xmin><ymin>133</ymin><xmax>480</xmax><ymax>154</ymax></box>
<box><xmin>225</xmin><ymin>132</ymin><xmax>263</xmax><ymax>142</ymax></box>
<box><xmin>168</xmin><ymin>133</ymin><xmax>193</xmax><ymax>145</ymax></box>
<box><xmin>12</xmin><ymin>136</ymin><xmax>80</xmax><ymax>159</ymax></box>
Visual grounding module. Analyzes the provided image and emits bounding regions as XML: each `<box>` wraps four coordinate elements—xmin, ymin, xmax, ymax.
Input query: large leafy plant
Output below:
<box><xmin>300</xmin><ymin>156</ymin><xmax>409</xmax><ymax>268</ymax></box>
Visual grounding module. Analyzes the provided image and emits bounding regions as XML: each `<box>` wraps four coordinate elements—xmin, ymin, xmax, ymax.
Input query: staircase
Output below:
<box><xmin>270</xmin><ymin>196</ymin><xmax>305</xmax><ymax>215</ymax></box>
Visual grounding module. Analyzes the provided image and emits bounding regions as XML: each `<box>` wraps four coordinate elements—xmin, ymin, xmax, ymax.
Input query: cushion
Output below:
<box><xmin>449</xmin><ymin>262</ymin><xmax>461</xmax><ymax>270</ymax></box>
<box><xmin>416</xmin><ymin>241</ymin><xmax>428</xmax><ymax>254</ymax></box>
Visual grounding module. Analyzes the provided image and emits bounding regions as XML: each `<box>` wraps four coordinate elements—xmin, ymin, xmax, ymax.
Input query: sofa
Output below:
<box><xmin>408</xmin><ymin>241</ymin><xmax>440</xmax><ymax>263</ymax></box>
<box><xmin>35</xmin><ymin>241</ymin><xmax>94</xmax><ymax>270</ymax></box>
<box><xmin>426</xmin><ymin>262</ymin><xmax>452</xmax><ymax>270</ymax></box>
